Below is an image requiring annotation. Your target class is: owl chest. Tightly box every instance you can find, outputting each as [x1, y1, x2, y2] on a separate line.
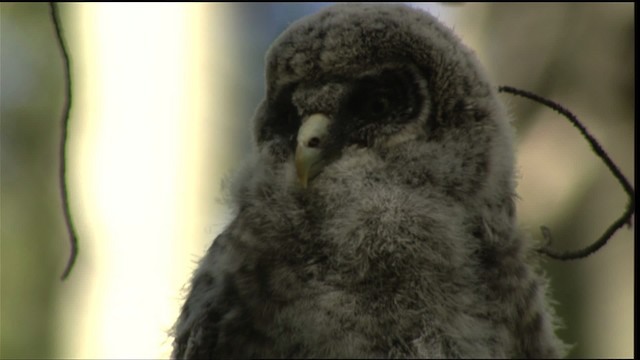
[235, 256, 426, 357]
[246, 247, 470, 358]
[251, 230, 457, 349]
[230, 181, 481, 354]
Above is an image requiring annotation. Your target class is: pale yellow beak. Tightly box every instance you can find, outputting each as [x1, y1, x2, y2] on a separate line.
[295, 113, 331, 188]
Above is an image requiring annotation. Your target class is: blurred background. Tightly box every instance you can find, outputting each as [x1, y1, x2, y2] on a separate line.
[0, 3, 633, 359]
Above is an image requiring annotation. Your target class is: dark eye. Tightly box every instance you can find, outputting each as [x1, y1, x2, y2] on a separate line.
[257, 85, 299, 147]
[350, 87, 394, 119]
[365, 94, 392, 117]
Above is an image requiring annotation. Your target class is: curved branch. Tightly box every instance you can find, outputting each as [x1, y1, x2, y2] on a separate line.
[50, 2, 78, 279]
[498, 85, 635, 260]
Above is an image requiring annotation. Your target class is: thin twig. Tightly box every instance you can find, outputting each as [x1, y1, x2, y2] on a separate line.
[50, 2, 78, 280]
[498, 85, 635, 260]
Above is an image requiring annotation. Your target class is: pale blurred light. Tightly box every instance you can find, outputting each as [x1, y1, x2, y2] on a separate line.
[56, 3, 233, 358]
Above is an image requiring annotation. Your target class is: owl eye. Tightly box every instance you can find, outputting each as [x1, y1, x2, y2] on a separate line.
[256, 82, 302, 146]
[366, 95, 392, 117]
[351, 88, 394, 120]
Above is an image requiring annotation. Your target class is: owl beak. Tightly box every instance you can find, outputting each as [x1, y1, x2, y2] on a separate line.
[295, 113, 331, 188]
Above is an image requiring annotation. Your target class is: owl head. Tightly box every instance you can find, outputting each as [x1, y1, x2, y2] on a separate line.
[233, 4, 519, 255]
[248, 4, 515, 209]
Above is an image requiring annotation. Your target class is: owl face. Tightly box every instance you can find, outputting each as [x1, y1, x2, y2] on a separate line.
[251, 3, 515, 203]
[263, 64, 430, 187]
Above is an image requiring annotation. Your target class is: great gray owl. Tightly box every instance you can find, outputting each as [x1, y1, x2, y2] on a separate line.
[172, 3, 568, 358]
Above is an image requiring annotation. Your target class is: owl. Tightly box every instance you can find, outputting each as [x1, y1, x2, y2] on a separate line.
[172, 3, 568, 358]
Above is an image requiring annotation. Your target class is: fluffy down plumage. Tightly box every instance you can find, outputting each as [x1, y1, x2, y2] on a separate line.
[172, 3, 567, 358]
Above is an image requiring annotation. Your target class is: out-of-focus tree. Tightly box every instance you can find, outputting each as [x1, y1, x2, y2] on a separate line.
[1, 3, 69, 358]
